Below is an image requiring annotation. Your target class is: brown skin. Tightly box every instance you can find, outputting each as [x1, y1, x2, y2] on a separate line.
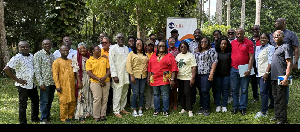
[62, 36, 72, 50]
[179, 44, 196, 87]
[3, 41, 30, 86]
[200, 38, 217, 81]
[112, 33, 125, 83]
[168, 38, 176, 48]
[273, 30, 293, 86]
[101, 38, 111, 59]
[40, 40, 53, 91]
[227, 29, 236, 41]
[55, 45, 69, 93]
[130, 40, 143, 84]
[236, 28, 254, 77]
[259, 34, 271, 82]
[251, 25, 260, 41]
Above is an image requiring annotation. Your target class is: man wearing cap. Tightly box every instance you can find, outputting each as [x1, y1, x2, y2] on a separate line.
[166, 29, 181, 48]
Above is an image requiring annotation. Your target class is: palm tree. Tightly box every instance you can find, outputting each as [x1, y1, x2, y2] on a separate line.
[240, 0, 245, 29]
[227, 0, 231, 26]
[216, 0, 222, 25]
[255, 0, 261, 26]
[0, 0, 10, 74]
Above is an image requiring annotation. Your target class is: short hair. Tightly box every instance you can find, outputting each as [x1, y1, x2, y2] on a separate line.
[89, 45, 100, 54]
[213, 30, 222, 36]
[102, 36, 110, 42]
[128, 36, 136, 41]
[275, 30, 285, 37]
[149, 34, 156, 38]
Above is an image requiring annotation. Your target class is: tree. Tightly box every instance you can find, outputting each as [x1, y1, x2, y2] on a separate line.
[255, 0, 261, 26]
[0, 0, 9, 75]
[240, 0, 245, 29]
[227, 0, 231, 26]
[216, 0, 222, 25]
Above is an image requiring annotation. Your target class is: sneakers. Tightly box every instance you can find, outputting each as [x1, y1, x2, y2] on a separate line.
[216, 106, 228, 112]
[132, 110, 139, 117]
[163, 112, 169, 117]
[254, 111, 267, 118]
[153, 110, 159, 116]
[138, 110, 143, 116]
[179, 109, 186, 114]
[222, 107, 227, 112]
[153, 110, 169, 116]
[203, 109, 210, 116]
[188, 111, 193, 117]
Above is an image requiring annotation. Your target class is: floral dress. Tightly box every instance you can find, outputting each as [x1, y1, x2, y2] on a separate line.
[72, 55, 93, 119]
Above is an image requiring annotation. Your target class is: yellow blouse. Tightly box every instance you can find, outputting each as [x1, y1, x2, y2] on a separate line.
[86, 56, 110, 83]
[126, 51, 149, 79]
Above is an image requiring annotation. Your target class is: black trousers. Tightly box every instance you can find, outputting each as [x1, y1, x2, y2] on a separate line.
[17, 86, 39, 124]
[271, 80, 288, 122]
[178, 79, 192, 111]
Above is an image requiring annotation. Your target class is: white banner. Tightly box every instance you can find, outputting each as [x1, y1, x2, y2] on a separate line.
[166, 17, 197, 41]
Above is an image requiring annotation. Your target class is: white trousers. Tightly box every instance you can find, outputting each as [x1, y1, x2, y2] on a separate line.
[112, 84, 129, 114]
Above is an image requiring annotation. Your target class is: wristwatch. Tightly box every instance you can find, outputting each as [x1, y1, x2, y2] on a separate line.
[170, 78, 174, 81]
[295, 62, 298, 64]
[265, 72, 270, 74]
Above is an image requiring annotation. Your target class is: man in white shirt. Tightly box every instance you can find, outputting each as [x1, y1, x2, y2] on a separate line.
[109, 33, 130, 118]
[53, 36, 77, 59]
[3, 41, 39, 124]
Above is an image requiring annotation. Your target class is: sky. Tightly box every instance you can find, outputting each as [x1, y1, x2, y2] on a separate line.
[203, 0, 217, 20]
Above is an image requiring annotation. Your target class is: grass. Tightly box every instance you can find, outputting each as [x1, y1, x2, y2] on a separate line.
[1, 77, 300, 124]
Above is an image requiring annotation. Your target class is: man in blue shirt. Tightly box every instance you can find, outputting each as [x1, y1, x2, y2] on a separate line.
[166, 29, 181, 48]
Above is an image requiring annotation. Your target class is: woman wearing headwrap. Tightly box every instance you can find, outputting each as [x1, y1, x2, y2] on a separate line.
[72, 42, 93, 123]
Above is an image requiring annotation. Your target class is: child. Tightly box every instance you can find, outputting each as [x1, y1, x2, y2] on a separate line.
[52, 45, 82, 122]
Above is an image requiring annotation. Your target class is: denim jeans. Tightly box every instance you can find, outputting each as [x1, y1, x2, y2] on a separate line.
[153, 85, 170, 112]
[131, 78, 146, 109]
[197, 74, 212, 110]
[40, 85, 56, 120]
[230, 67, 250, 109]
[257, 75, 271, 113]
[215, 76, 230, 107]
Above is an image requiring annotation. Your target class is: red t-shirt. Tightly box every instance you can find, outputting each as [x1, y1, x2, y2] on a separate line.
[231, 37, 254, 69]
[148, 53, 178, 86]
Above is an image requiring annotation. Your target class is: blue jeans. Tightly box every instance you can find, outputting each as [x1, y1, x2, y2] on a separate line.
[131, 78, 146, 109]
[257, 75, 271, 113]
[40, 85, 56, 120]
[230, 67, 250, 109]
[153, 85, 170, 112]
[197, 74, 212, 110]
[215, 76, 230, 107]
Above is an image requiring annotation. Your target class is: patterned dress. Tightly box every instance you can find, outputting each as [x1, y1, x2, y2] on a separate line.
[72, 55, 93, 119]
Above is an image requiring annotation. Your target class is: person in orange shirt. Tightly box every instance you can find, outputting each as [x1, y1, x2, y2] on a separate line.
[52, 45, 82, 123]
[86, 45, 110, 122]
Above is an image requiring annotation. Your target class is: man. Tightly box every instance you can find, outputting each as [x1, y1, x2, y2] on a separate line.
[230, 28, 254, 115]
[249, 25, 261, 103]
[98, 33, 112, 49]
[33, 39, 55, 124]
[52, 45, 80, 122]
[127, 36, 135, 53]
[53, 36, 77, 60]
[270, 30, 293, 124]
[3, 41, 39, 124]
[269, 18, 299, 105]
[227, 28, 236, 43]
[109, 33, 130, 118]
[166, 29, 181, 48]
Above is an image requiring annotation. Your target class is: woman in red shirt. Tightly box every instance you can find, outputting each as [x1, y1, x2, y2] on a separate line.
[147, 41, 178, 116]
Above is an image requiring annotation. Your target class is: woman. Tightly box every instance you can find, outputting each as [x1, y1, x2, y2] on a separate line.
[72, 42, 93, 123]
[214, 38, 232, 112]
[254, 33, 275, 118]
[126, 39, 149, 117]
[195, 37, 218, 116]
[148, 40, 178, 117]
[86, 45, 111, 122]
[168, 37, 179, 109]
[144, 40, 155, 110]
[175, 41, 197, 117]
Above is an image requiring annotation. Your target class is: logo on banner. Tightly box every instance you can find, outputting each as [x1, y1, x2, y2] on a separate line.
[168, 22, 184, 29]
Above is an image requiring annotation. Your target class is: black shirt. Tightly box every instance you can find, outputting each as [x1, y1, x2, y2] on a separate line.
[271, 44, 293, 80]
[215, 52, 231, 77]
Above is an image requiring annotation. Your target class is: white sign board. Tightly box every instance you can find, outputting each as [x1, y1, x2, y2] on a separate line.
[166, 17, 197, 41]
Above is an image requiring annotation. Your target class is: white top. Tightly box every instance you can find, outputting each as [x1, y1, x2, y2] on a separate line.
[98, 44, 112, 49]
[53, 48, 77, 60]
[175, 52, 197, 80]
[109, 44, 130, 88]
[6, 53, 35, 89]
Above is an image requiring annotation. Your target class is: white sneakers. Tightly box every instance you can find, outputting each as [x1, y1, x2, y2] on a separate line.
[216, 106, 227, 112]
[179, 109, 193, 117]
[132, 110, 143, 117]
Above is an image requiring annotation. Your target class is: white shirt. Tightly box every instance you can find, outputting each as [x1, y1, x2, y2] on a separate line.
[109, 44, 130, 88]
[53, 49, 77, 60]
[98, 44, 112, 49]
[6, 53, 35, 89]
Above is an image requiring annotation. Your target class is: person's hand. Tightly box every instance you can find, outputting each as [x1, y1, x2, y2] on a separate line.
[208, 74, 214, 82]
[78, 82, 83, 89]
[17, 78, 27, 85]
[244, 71, 250, 77]
[131, 76, 136, 84]
[100, 81, 106, 87]
[113, 77, 119, 83]
[99, 77, 107, 83]
[280, 79, 289, 86]
[40, 84, 46, 91]
[190, 78, 195, 87]
[170, 80, 175, 88]
[56, 87, 62, 93]
[262, 73, 269, 82]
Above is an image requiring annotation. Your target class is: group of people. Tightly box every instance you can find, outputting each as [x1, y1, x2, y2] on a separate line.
[3, 17, 298, 124]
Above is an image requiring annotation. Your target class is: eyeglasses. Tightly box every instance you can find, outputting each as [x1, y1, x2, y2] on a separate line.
[101, 42, 108, 44]
[251, 28, 259, 31]
[201, 41, 208, 43]
[273, 34, 281, 37]
[228, 32, 234, 35]
[158, 45, 166, 47]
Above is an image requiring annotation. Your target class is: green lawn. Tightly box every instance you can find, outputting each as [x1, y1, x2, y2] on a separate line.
[1, 77, 300, 124]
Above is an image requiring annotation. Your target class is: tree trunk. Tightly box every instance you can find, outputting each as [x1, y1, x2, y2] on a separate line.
[216, 0, 222, 25]
[255, 0, 261, 26]
[227, 0, 231, 26]
[136, 4, 141, 39]
[0, 0, 10, 74]
[240, 0, 245, 29]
